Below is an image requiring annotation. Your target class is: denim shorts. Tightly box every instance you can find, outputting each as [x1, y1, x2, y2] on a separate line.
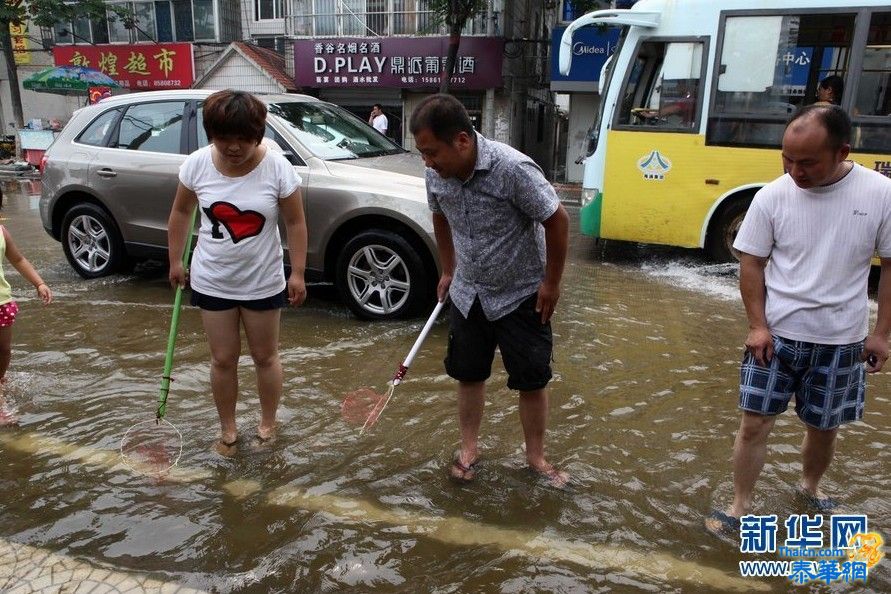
[739, 335, 866, 429]
[445, 294, 553, 391]
[190, 289, 286, 311]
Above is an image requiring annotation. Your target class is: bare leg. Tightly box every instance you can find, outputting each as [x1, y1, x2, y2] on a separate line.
[800, 425, 838, 498]
[240, 307, 282, 441]
[519, 388, 548, 469]
[730, 412, 776, 517]
[453, 380, 485, 479]
[0, 326, 12, 382]
[520, 388, 567, 486]
[200, 308, 242, 454]
[0, 326, 17, 426]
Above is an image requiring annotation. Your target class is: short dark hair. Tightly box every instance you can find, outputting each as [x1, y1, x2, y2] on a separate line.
[787, 104, 851, 150]
[818, 75, 844, 105]
[409, 94, 475, 142]
[201, 90, 266, 144]
[373, 103, 384, 111]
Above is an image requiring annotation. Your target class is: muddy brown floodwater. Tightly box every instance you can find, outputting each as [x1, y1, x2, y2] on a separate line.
[1, 179, 888, 592]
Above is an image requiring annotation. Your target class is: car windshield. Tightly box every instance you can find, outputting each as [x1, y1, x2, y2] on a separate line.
[268, 101, 404, 160]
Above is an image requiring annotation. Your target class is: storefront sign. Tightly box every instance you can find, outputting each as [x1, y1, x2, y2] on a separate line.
[6, 0, 29, 64]
[9, 22, 30, 65]
[53, 43, 195, 90]
[550, 26, 619, 92]
[295, 37, 503, 90]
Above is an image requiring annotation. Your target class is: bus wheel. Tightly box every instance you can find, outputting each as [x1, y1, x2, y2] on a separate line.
[706, 199, 751, 262]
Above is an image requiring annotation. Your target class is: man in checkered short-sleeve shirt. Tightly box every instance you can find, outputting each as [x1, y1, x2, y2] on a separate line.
[410, 94, 570, 486]
[707, 105, 891, 535]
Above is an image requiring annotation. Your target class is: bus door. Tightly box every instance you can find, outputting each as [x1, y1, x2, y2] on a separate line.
[600, 38, 708, 247]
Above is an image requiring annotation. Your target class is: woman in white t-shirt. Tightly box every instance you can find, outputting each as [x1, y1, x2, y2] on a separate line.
[167, 90, 308, 456]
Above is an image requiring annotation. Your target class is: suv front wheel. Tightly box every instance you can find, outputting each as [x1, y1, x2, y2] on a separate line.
[336, 230, 428, 320]
[61, 203, 125, 278]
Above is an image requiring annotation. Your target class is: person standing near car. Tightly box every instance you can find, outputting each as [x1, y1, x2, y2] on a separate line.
[369, 104, 388, 136]
[409, 93, 570, 486]
[706, 105, 891, 535]
[167, 90, 308, 456]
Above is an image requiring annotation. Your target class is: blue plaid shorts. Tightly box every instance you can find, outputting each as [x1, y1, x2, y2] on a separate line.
[739, 335, 866, 429]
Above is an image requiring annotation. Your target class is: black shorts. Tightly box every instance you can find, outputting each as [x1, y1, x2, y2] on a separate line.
[445, 294, 553, 391]
[190, 288, 287, 311]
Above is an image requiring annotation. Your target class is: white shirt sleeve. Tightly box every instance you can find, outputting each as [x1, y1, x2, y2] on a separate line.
[732, 193, 774, 258]
[276, 155, 302, 199]
[178, 151, 199, 190]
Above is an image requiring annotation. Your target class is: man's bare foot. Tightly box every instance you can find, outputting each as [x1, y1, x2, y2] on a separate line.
[214, 436, 238, 457]
[252, 426, 276, 448]
[796, 485, 837, 512]
[528, 462, 570, 488]
[449, 449, 480, 483]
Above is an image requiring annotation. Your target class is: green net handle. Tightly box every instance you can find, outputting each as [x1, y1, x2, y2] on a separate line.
[157, 207, 199, 420]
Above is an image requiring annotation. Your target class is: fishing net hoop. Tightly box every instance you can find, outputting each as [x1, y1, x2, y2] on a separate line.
[341, 382, 396, 435]
[120, 418, 183, 476]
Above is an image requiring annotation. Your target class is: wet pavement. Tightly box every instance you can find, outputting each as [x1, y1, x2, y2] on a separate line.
[0, 178, 888, 592]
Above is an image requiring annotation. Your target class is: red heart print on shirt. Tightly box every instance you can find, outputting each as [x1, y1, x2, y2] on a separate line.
[205, 201, 266, 244]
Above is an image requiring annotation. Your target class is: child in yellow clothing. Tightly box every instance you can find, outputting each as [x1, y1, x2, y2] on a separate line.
[0, 225, 52, 425]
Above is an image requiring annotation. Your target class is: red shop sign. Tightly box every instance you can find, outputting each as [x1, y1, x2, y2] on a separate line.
[53, 43, 195, 90]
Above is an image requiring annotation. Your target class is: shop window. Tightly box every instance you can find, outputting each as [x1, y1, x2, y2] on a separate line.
[134, 2, 157, 42]
[367, 0, 387, 35]
[315, 0, 337, 35]
[173, 0, 194, 41]
[155, 1, 173, 41]
[107, 7, 132, 43]
[256, 0, 285, 21]
[392, 0, 417, 35]
[193, 0, 216, 40]
[52, 13, 109, 44]
[340, 0, 364, 36]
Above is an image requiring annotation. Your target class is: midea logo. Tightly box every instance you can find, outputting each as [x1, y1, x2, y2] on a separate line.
[572, 41, 614, 56]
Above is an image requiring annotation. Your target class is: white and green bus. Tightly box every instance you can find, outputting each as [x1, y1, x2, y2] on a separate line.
[559, 0, 890, 260]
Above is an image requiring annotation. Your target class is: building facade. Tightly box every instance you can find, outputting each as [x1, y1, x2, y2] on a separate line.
[269, 1, 560, 173]
[0, 0, 243, 132]
[1, 1, 560, 176]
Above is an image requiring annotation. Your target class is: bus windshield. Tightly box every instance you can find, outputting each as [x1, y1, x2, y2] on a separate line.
[579, 29, 627, 162]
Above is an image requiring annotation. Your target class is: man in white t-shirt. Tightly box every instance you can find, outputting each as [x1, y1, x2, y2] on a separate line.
[706, 105, 891, 536]
[369, 103, 388, 135]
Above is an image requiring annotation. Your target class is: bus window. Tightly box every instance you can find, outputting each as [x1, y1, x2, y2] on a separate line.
[855, 11, 890, 117]
[851, 11, 890, 153]
[709, 13, 856, 147]
[616, 40, 704, 131]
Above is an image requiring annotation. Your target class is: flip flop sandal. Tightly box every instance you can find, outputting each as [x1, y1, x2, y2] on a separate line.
[796, 487, 838, 513]
[705, 510, 741, 537]
[449, 452, 480, 483]
[215, 437, 239, 456]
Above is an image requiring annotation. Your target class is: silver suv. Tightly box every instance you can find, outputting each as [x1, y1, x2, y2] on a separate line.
[39, 89, 437, 320]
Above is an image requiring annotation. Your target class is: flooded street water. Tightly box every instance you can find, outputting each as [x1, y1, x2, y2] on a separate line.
[1, 180, 888, 593]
